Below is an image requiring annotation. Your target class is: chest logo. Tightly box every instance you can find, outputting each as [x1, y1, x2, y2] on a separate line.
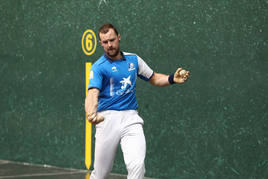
[128, 63, 135, 71]
[120, 75, 132, 90]
[115, 75, 134, 96]
[112, 66, 117, 72]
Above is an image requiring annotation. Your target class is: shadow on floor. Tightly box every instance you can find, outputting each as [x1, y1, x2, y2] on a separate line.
[0, 160, 154, 179]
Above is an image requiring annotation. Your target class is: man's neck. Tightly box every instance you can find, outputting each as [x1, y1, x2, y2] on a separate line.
[106, 52, 123, 60]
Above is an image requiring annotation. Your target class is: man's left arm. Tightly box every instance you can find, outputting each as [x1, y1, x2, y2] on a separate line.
[149, 67, 190, 87]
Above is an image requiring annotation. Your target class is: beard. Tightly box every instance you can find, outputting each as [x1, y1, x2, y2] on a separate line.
[107, 47, 120, 58]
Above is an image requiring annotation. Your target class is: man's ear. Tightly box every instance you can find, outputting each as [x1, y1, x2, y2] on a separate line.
[118, 34, 121, 41]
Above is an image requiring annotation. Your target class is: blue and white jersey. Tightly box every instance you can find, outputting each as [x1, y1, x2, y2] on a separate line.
[88, 52, 154, 111]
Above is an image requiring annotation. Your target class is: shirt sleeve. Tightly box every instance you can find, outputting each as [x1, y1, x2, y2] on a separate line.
[137, 56, 154, 81]
[88, 65, 103, 90]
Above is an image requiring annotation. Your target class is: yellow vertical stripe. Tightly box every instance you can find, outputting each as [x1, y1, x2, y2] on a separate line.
[85, 172, 90, 179]
[85, 62, 92, 170]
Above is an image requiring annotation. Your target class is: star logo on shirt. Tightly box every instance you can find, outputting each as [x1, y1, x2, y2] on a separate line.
[120, 75, 132, 90]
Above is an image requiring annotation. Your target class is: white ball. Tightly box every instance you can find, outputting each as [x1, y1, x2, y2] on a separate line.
[179, 70, 187, 76]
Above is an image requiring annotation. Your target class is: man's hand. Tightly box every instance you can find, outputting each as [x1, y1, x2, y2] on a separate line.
[174, 67, 190, 84]
[85, 88, 104, 124]
[86, 112, 104, 124]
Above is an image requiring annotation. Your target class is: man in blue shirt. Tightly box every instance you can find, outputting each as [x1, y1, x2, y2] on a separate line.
[85, 24, 190, 179]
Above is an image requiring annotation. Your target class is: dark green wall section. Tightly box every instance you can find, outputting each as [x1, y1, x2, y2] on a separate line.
[0, 0, 267, 178]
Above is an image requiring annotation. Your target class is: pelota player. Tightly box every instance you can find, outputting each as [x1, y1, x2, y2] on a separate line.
[85, 24, 190, 179]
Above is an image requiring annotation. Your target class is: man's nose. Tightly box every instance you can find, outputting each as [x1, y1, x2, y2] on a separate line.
[108, 41, 112, 47]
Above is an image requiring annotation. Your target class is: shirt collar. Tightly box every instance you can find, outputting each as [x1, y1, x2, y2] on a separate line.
[104, 51, 126, 63]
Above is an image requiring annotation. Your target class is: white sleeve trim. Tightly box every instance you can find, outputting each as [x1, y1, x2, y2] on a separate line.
[137, 56, 154, 80]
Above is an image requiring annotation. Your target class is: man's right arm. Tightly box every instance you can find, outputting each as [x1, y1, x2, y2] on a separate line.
[85, 88, 100, 124]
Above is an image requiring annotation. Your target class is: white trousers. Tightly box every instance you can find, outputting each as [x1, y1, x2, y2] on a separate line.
[90, 110, 146, 179]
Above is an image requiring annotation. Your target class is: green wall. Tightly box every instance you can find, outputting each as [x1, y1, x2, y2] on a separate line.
[0, 0, 267, 178]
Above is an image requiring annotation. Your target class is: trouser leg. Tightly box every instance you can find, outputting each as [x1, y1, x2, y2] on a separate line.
[121, 124, 146, 179]
[90, 112, 121, 179]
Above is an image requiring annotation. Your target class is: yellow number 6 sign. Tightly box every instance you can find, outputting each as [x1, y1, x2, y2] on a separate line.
[82, 29, 97, 56]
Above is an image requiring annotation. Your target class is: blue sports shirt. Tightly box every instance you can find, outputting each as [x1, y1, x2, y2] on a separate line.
[88, 52, 154, 111]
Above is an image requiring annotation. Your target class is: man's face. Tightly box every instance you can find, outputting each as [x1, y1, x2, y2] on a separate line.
[99, 28, 121, 58]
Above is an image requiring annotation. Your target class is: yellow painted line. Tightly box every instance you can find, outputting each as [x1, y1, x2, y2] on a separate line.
[85, 172, 90, 179]
[85, 62, 92, 170]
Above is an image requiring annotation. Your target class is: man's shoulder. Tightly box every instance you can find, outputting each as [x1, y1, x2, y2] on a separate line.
[92, 55, 107, 68]
[123, 52, 146, 64]
[123, 52, 142, 62]
[123, 52, 138, 58]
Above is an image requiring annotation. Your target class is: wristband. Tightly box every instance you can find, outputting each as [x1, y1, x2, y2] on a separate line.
[168, 74, 175, 84]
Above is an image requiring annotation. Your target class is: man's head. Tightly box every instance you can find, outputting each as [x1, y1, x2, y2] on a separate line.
[98, 24, 121, 59]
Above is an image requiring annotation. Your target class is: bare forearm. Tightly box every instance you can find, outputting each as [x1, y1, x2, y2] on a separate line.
[149, 73, 170, 86]
[85, 88, 99, 116]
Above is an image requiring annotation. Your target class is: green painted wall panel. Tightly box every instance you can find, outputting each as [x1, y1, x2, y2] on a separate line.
[0, 0, 267, 178]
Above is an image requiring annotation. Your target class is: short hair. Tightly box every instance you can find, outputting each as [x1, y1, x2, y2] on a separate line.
[98, 24, 119, 40]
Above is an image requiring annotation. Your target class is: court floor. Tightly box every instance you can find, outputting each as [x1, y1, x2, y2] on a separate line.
[0, 160, 154, 179]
